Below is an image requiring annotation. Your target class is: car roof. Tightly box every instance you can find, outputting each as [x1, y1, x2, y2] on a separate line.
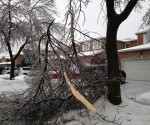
[3, 67, 11, 69]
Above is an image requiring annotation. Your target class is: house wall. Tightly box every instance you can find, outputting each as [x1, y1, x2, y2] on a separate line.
[0, 55, 23, 66]
[75, 44, 81, 52]
[79, 40, 92, 52]
[91, 38, 106, 51]
[101, 39, 106, 50]
[83, 49, 150, 70]
[77, 36, 150, 70]
[0, 57, 11, 63]
[117, 41, 125, 50]
[137, 34, 144, 45]
[15, 55, 23, 65]
[130, 41, 137, 47]
[79, 38, 126, 53]
[118, 49, 150, 69]
[79, 38, 107, 52]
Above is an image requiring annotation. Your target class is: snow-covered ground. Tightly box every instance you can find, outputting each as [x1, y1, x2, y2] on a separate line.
[0, 74, 150, 125]
[0, 74, 29, 94]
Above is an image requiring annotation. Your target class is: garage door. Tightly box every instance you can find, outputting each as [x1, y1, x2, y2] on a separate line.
[122, 58, 150, 81]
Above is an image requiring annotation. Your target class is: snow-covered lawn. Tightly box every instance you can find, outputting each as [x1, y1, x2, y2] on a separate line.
[0, 74, 150, 125]
[0, 74, 29, 94]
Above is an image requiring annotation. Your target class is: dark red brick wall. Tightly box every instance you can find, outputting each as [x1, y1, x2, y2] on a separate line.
[118, 49, 150, 69]
[137, 34, 144, 45]
[130, 41, 137, 47]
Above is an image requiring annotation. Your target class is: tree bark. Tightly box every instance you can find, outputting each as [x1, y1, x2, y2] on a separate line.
[105, 0, 139, 105]
[9, 41, 26, 80]
[106, 16, 122, 105]
[10, 59, 15, 80]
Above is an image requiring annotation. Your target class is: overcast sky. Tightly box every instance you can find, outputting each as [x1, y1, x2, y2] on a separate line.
[55, 0, 149, 40]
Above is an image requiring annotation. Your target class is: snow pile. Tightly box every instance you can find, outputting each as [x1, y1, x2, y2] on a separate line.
[135, 92, 150, 105]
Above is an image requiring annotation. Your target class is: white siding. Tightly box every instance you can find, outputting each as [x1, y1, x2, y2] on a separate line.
[143, 34, 147, 44]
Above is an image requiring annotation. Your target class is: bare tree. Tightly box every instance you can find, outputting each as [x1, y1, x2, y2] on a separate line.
[0, 0, 58, 80]
[105, 0, 143, 105]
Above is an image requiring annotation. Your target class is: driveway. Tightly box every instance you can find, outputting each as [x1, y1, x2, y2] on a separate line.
[121, 80, 150, 99]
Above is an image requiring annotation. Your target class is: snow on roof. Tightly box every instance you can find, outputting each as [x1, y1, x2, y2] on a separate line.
[0, 62, 11, 64]
[77, 36, 106, 43]
[135, 30, 147, 35]
[78, 49, 105, 56]
[76, 37, 137, 44]
[119, 38, 137, 43]
[0, 51, 23, 59]
[118, 43, 150, 52]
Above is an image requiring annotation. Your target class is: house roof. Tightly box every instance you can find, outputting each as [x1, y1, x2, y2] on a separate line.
[0, 51, 24, 59]
[77, 37, 137, 44]
[118, 43, 150, 52]
[135, 30, 147, 35]
[78, 49, 105, 56]
[77, 36, 106, 43]
[0, 62, 11, 65]
[119, 38, 137, 43]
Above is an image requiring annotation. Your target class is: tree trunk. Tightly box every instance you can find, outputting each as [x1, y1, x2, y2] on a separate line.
[106, 17, 121, 105]
[10, 59, 15, 80]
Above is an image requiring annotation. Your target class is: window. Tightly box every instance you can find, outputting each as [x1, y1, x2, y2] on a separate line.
[125, 43, 130, 48]
[82, 42, 90, 51]
[148, 35, 150, 43]
[93, 40, 101, 49]
[144, 33, 150, 44]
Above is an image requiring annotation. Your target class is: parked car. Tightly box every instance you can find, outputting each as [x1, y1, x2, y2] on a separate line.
[47, 66, 60, 79]
[1, 67, 19, 76]
[84, 64, 126, 84]
[18, 67, 32, 75]
[47, 66, 80, 79]
[2, 67, 10, 74]
[46, 65, 126, 83]
[14, 67, 19, 76]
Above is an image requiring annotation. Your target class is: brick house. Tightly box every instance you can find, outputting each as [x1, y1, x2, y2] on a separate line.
[76, 37, 137, 65]
[0, 52, 23, 67]
[76, 30, 150, 81]
[76, 37, 107, 65]
[118, 30, 150, 81]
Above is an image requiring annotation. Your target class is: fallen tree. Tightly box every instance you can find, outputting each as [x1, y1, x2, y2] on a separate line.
[0, 20, 122, 124]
